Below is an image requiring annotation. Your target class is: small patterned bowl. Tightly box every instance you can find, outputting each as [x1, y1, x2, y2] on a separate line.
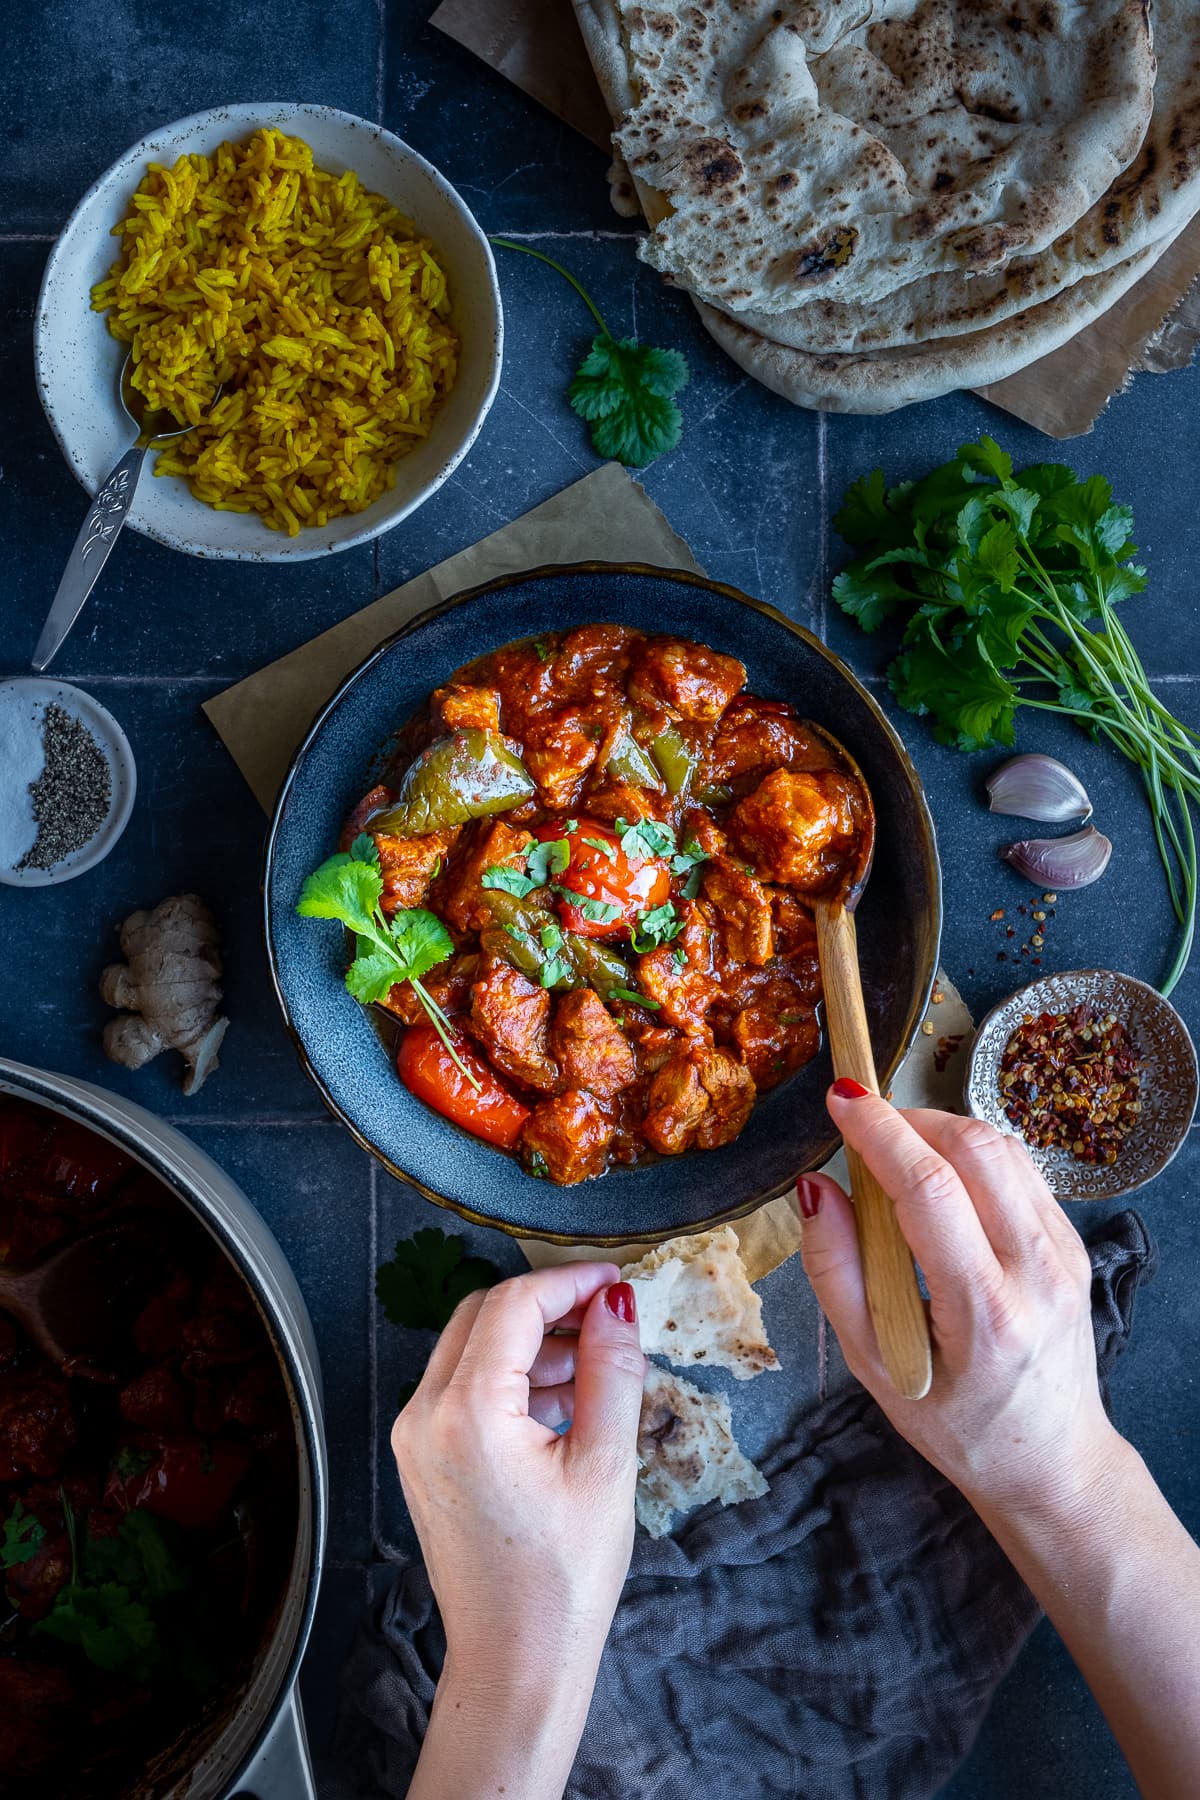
[965, 969, 1198, 1202]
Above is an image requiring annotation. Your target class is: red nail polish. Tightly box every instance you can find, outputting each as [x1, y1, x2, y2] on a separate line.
[605, 1281, 636, 1324]
[797, 1178, 822, 1220]
[831, 1077, 871, 1100]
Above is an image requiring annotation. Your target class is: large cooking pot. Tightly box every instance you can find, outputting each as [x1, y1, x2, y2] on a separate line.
[0, 1058, 328, 1800]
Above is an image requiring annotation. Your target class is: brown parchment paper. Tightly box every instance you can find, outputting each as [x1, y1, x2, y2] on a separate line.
[432, 0, 1200, 439]
[203, 463, 699, 813]
[204, 463, 974, 1276]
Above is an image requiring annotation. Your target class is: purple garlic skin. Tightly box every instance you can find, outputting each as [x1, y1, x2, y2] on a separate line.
[1001, 824, 1112, 890]
[986, 753, 1092, 824]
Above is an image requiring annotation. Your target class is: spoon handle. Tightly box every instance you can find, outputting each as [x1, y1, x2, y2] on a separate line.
[814, 900, 933, 1401]
[32, 441, 146, 671]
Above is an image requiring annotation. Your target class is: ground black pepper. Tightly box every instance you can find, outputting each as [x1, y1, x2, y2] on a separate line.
[16, 704, 112, 871]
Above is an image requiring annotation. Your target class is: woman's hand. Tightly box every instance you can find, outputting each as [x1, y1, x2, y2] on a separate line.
[797, 1090, 1121, 1520]
[393, 1262, 644, 1800]
[800, 1089, 1200, 1800]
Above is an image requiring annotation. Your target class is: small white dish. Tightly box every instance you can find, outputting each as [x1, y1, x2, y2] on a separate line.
[0, 679, 137, 886]
[34, 102, 503, 563]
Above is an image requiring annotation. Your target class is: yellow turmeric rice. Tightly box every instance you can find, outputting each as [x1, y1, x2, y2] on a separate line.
[91, 128, 459, 535]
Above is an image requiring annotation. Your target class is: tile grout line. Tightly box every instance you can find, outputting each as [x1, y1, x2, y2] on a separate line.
[0, 233, 56, 243]
[814, 411, 829, 641]
[374, 0, 386, 123]
[160, 1114, 338, 1128]
[368, 1156, 380, 1559]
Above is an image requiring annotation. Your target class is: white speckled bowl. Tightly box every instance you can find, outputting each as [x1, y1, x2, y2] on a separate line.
[965, 969, 1198, 1202]
[34, 102, 503, 562]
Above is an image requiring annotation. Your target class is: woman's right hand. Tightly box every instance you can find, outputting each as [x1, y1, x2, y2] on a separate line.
[797, 1090, 1123, 1520]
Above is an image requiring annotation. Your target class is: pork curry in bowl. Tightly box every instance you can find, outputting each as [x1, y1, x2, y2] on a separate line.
[264, 564, 941, 1243]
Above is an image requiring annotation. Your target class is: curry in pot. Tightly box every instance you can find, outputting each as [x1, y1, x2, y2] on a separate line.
[334, 625, 871, 1185]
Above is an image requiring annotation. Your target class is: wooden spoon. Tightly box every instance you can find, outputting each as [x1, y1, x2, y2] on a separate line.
[803, 724, 933, 1401]
[0, 1222, 168, 1381]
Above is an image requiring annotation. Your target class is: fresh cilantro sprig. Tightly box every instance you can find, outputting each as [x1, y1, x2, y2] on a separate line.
[376, 1227, 501, 1331]
[615, 815, 675, 861]
[489, 239, 688, 467]
[554, 885, 621, 925]
[32, 1502, 191, 1681]
[1, 1501, 44, 1570]
[833, 436, 1200, 993]
[298, 835, 480, 1088]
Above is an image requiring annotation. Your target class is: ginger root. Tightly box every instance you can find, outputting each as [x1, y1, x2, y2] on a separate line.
[100, 894, 229, 1095]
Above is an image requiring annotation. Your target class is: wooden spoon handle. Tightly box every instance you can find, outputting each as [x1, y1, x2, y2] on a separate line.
[814, 901, 932, 1401]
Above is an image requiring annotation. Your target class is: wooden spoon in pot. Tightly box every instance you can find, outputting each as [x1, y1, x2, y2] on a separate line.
[801, 724, 933, 1401]
[0, 1221, 170, 1381]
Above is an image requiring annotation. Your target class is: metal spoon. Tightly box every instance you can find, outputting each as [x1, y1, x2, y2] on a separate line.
[0, 1219, 169, 1381]
[32, 351, 221, 671]
[803, 720, 933, 1401]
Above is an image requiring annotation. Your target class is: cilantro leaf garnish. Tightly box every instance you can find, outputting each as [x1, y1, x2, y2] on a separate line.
[526, 838, 571, 885]
[830, 434, 1200, 993]
[2, 1501, 44, 1569]
[616, 816, 676, 861]
[298, 840, 478, 1088]
[631, 901, 685, 952]
[610, 986, 661, 1009]
[582, 834, 617, 863]
[376, 1227, 501, 1331]
[489, 239, 688, 467]
[482, 863, 541, 898]
[32, 1504, 192, 1682]
[554, 885, 621, 924]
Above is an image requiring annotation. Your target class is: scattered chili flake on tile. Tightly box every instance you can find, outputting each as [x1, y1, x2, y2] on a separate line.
[1043, 893, 1057, 904]
[933, 1033, 965, 1074]
[997, 1004, 1141, 1166]
[990, 908, 1005, 921]
[932, 991, 944, 1004]
[921, 1021, 934, 1036]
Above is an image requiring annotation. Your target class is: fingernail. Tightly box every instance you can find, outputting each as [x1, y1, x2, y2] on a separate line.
[797, 1178, 822, 1220]
[605, 1281, 637, 1324]
[831, 1077, 871, 1100]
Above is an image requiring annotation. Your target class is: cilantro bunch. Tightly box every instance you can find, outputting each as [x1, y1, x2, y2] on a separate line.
[297, 835, 477, 1085]
[489, 239, 688, 466]
[834, 436, 1198, 993]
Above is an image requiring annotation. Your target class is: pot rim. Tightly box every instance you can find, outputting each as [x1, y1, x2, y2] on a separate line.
[0, 1056, 328, 1798]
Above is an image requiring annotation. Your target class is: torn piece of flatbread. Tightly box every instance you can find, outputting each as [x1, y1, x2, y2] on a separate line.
[622, 1224, 778, 1379]
[636, 1362, 769, 1538]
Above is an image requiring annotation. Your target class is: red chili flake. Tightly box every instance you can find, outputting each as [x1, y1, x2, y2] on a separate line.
[933, 1033, 965, 1074]
[997, 951, 1008, 961]
[997, 1005, 1142, 1165]
[990, 909, 1005, 921]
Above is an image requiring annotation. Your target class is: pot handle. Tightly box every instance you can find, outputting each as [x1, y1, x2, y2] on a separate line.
[229, 1687, 316, 1800]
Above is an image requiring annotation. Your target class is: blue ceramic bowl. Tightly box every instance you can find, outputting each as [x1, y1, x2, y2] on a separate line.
[264, 564, 942, 1243]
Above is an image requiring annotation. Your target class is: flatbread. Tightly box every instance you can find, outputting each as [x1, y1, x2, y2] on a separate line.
[575, 0, 1155, 315]
[622, 1224, 779, 1379]
[706, 0, 1200, 351]
[697, 226, 1180, 413]
[635, 1362, 769, 1536]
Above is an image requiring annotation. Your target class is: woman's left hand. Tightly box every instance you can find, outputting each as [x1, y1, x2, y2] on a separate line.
[393, 1263, 645, 1799]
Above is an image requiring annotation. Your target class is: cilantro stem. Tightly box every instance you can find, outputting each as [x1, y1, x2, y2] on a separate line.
[488, 238, 610, 335]
[411, 977, 483, 1093]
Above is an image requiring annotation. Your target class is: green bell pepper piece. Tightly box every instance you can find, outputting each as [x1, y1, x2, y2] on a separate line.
[372, 730, 535, 837]
[564, 934, 634, 1003]
[606, 729, 661, 789]
[650, 725, 697, 797]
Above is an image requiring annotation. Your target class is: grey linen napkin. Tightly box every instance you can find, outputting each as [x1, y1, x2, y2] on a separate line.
[323, 1212, 1157, 1800]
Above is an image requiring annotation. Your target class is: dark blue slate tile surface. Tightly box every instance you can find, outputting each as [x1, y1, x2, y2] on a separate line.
[2, 2, 1200, 1788]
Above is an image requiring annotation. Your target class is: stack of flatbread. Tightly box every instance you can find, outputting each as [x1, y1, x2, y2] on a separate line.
[623, 1225, 778, 1535]
[572, 0, 1200, 411]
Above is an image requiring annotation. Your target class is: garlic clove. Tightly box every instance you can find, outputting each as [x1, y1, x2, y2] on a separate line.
[986, 754, 1092, 824]
[1001, 825, 1112, 890]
